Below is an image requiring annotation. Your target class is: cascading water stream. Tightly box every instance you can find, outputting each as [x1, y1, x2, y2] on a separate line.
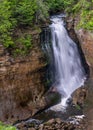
[48, 15, 86, 111]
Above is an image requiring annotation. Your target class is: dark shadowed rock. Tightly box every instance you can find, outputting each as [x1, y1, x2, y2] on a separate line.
[45, 87, 61, 107]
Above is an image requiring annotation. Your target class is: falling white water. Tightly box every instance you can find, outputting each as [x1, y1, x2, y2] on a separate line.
[49, 15, 86, 111]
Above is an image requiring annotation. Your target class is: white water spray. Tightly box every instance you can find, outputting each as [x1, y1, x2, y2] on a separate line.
[49, 15, 86, 111]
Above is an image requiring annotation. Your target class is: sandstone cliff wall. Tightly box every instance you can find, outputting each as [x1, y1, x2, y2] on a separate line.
[0, 37, 46, 123]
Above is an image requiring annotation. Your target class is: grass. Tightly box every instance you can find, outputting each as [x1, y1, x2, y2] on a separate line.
[0, 122, 17, 130]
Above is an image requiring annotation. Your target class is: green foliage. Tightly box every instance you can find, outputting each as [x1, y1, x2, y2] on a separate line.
[0, 1, 14, 32]
[0, 0, 37, 54]
[46, 0, 75, 12]
[0, 0, 93, 53]
[79, 10, 93, 30]
[18, 35, 32, 49]
[0, 0, 15, 47]
[15, 0, 37, 25]
[46, 0, 64, 12]
[75, 104, 81, 110]
[36, 0, 49, 21]
[0, 122, 16, 130]
[14, 34, 32, 56]
[71, 0, 93, 31]
[63, 0, 74, 8]
[1, 34, 14, 48]
[0, 0, 49, 54]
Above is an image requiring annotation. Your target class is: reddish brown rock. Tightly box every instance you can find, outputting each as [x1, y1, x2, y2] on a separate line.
[0, 41, 47, 123]
[72, 87, 87, 107]
[74, 24, 93, 130]
[75, 29, 93, 75]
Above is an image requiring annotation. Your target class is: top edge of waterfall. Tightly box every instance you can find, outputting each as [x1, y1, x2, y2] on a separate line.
[50, 13, 66, 23]
[50, 13, 66, 18]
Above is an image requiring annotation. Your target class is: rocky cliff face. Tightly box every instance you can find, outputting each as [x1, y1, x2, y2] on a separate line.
[75, 29, 93, 130]
[0, 36, 47, 123]
[66, 18, 93, 130]
[67, 17, 93, 130]
[75, 29, 93, 75]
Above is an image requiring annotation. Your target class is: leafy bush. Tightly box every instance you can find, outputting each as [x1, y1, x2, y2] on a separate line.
[0, 0, 16, 47]
[13, 34, 32, 56]
[14, 0, 37, 25]
[36, 0, 49, 21]
[70, 0, 93, 31]
[0, 0, 36, 54]
[0, 0, 49, 54]
[79, 10, 93, 30]
[0, 122, 16, 130]
[46, 0, 64, 12]
[46, 0, 75, 12]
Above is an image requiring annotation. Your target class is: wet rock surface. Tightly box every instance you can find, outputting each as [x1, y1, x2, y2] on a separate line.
[15, 117, 88, 130]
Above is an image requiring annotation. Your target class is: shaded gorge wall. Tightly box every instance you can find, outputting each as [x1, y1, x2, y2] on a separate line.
[40, 27, 55, 89]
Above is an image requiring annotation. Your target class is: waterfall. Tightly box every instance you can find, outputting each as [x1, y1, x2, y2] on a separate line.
[48, 15, 86, 111]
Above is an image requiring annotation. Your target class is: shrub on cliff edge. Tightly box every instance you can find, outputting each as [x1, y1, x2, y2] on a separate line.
[0, 122, 16, 130]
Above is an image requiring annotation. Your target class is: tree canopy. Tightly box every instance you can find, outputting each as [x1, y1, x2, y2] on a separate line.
[0, 0, 93, 54]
